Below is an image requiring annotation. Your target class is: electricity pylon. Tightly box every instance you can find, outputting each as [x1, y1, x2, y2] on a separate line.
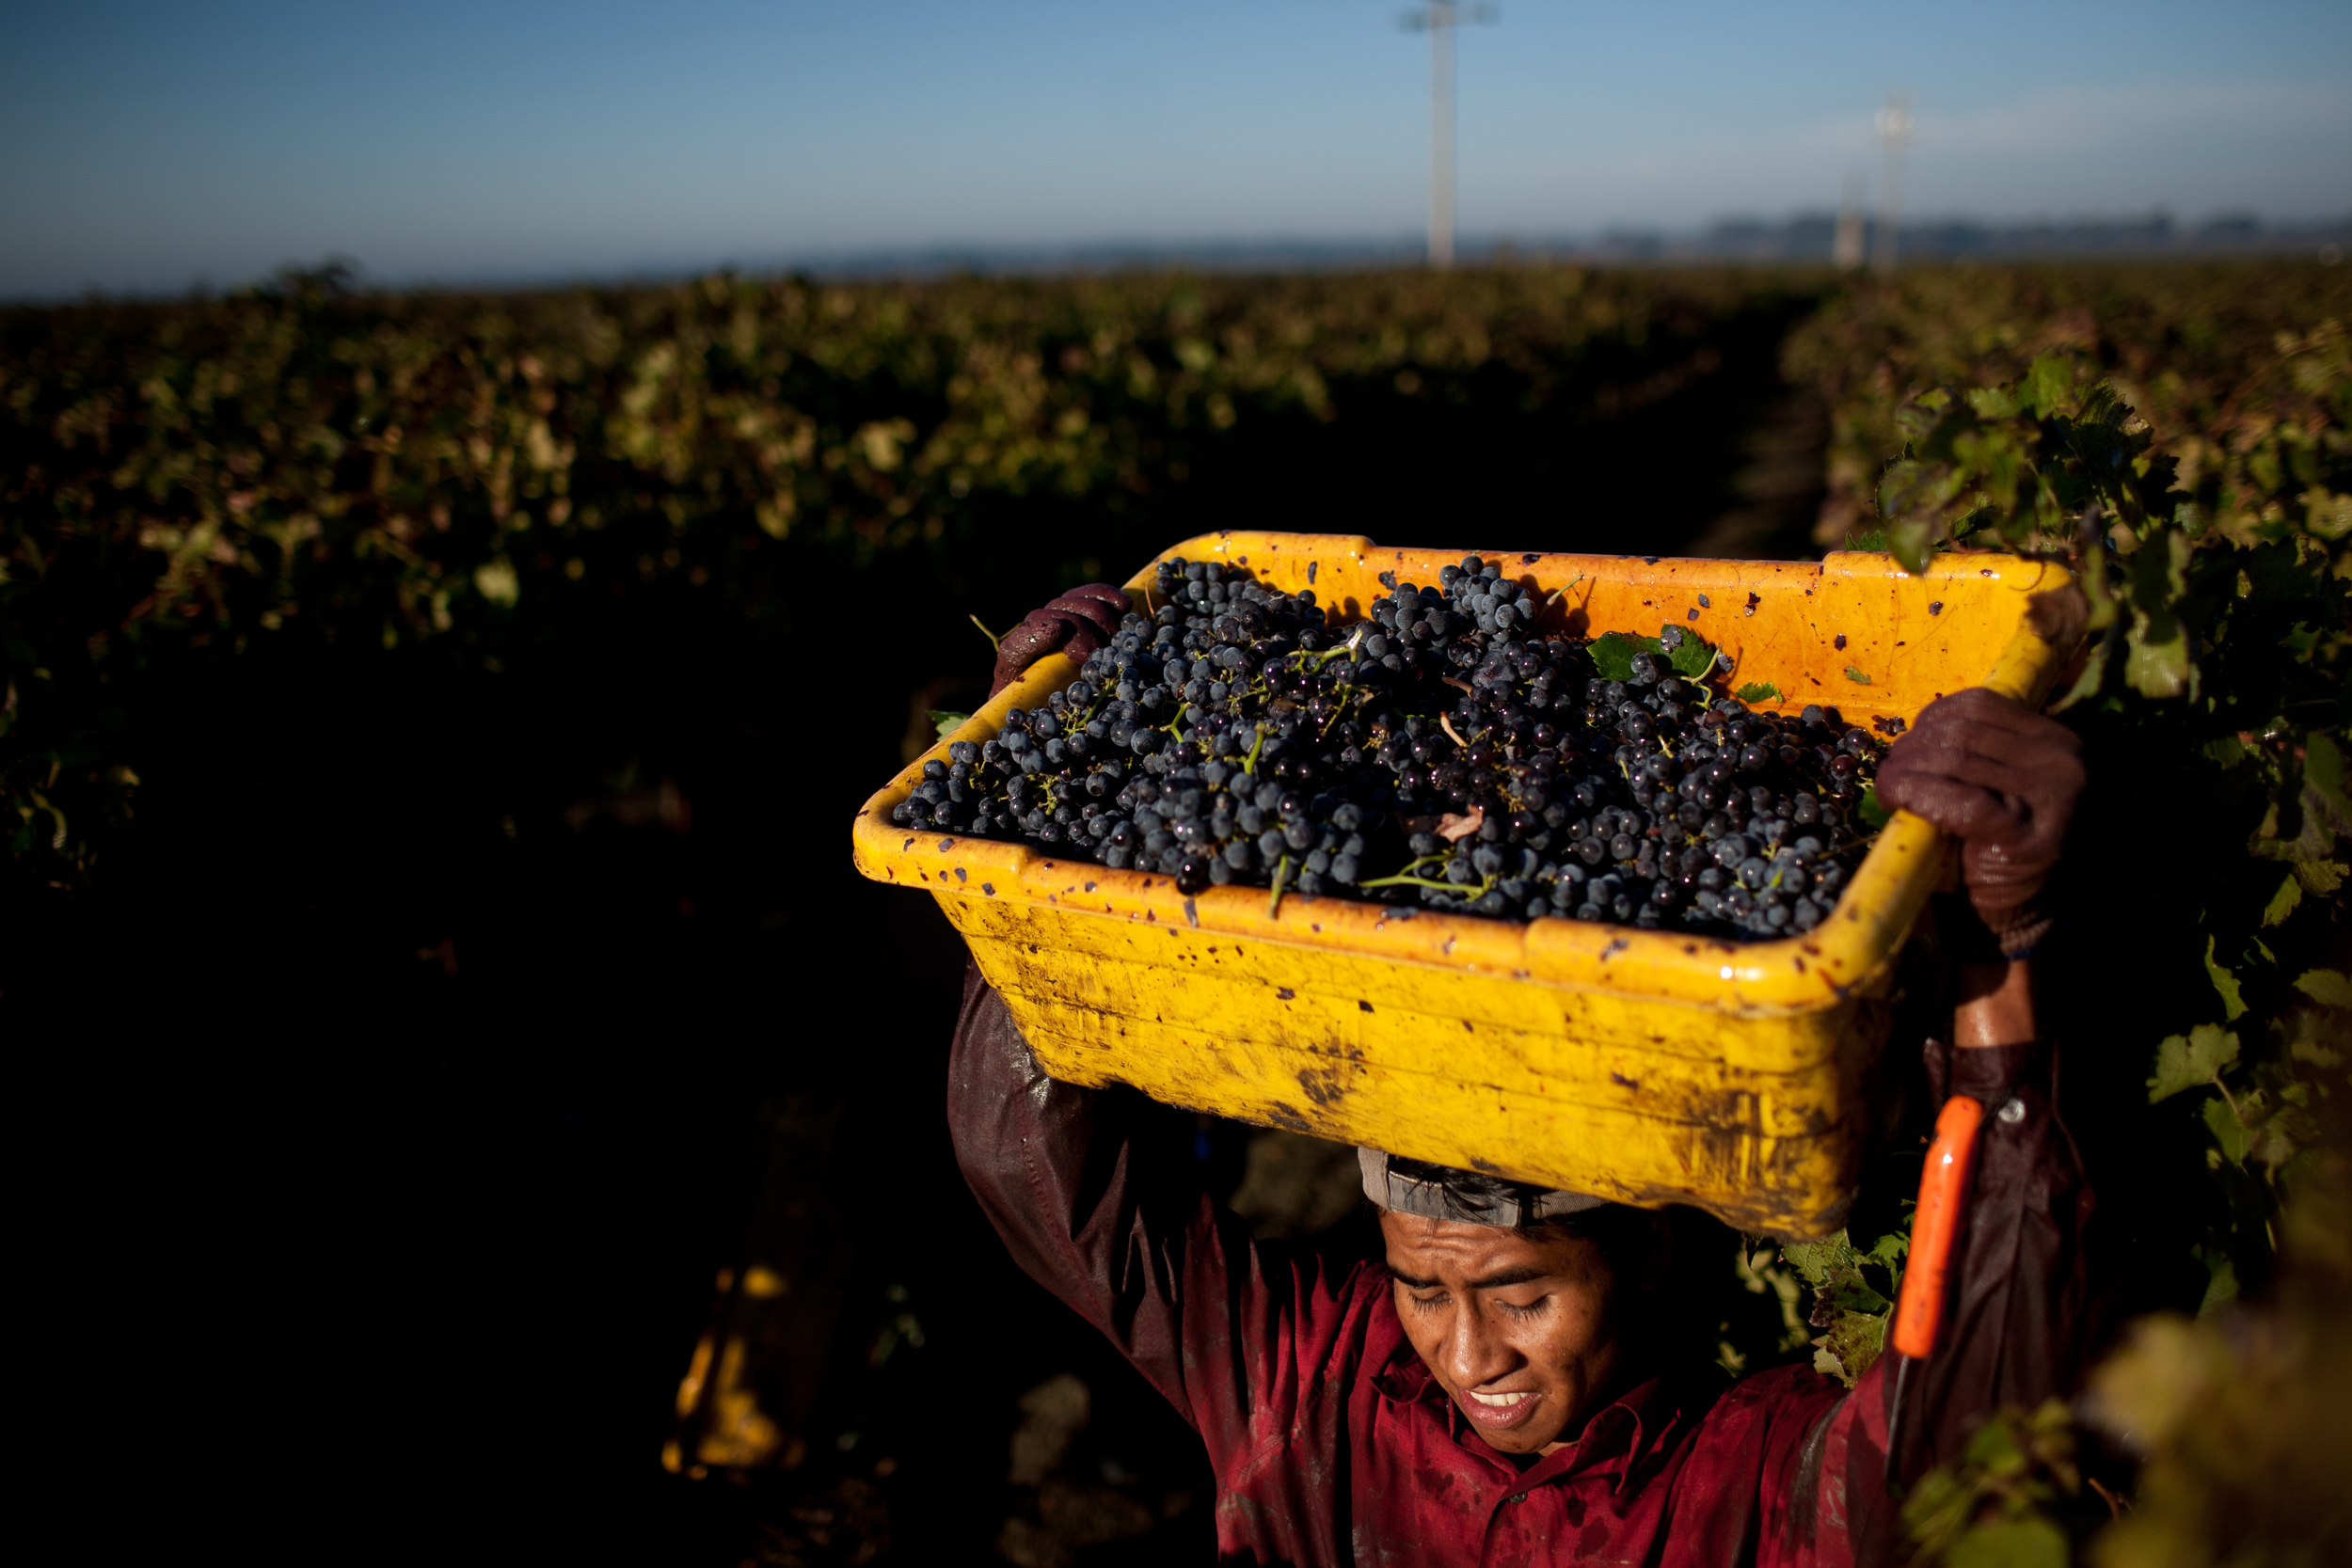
[1400, 3, 1497, 270]
[1833, 172, 1867, 271]
[1873, 91, 1913, 277]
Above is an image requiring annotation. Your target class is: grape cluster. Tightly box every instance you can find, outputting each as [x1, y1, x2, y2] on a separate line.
[893, 556, 1887, 940]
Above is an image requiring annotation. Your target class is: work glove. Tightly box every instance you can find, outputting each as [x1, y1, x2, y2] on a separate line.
[990, 584, 1131, 697]
[1875, 687, 2086, 960]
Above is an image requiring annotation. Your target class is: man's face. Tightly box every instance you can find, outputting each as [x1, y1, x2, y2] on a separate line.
[1380, 1212, 1627, 1456]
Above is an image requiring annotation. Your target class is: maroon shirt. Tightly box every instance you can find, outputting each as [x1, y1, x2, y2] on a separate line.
[950, 968, 2092, 1567]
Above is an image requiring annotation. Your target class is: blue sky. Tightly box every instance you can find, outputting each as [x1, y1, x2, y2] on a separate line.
[3, 0, 2346, 296]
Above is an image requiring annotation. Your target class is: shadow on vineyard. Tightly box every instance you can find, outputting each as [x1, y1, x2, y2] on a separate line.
[3, 267, 1831, 1562]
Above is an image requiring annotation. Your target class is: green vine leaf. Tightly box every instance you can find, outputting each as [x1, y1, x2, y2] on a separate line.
[2203, 937, 2249, 1022]
[2201, 1093, 2256, 1164]
[1781, 1229, 1907, 1387]
[1587, 626, 1719, 683]
[1947, 1518, 2069, 1568]
[1735, 682, 1782, 704]
[1586, 632, 1642, 681]
[2149, 1023, 2240, 1102]
[2262, 872, 2302, 927]
[2292, 968, 2352, 1009]
[2293, 858, 2347, 896]
[2305, 733, 2347, 820]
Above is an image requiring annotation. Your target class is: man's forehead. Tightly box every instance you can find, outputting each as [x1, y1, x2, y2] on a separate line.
[1381, 1212, 1581, 1273]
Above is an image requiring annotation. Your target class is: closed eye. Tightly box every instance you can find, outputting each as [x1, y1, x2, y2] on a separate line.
[1493, 1296, 1550, 1320]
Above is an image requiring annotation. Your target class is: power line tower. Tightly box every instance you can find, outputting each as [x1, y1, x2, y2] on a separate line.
[1872, 91, 1913, 277]
[1400, 3, 1497, 270]
[1833, 171, 1867, 271]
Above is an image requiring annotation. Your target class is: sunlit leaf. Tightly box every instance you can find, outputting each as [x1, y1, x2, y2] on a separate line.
[1661, 626, 1720, 680]
[472, 558, 519, 606]
[2292, 858, 2347, 895]
[2148, 1023, 2240, 1102]
[2293, 968, 2352, 1009]
[2026, 354, 2077, 419]
[2202, 1092, 2256, 1164]
[2123, 609, 2192, 698]
[1587, 626, 1720, 684]
[1586, 631, 1644, 682]
[2204, 937, 2249, 1022]
[1948, 1517, 2068, 1568]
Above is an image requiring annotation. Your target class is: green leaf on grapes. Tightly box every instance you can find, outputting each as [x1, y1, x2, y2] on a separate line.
[1586, 631, 1644, 682]
[1661, 626, 1720, 679]
[2204, 936, 2249, 1022]
[2294, 968, 2352, 1010]
[1857, 786, 1891, 830]
[1586, 626, 1721, 683]
[2148, 1023, 2240, 1102]
[1842, 665, 1872, 685]
[1735, 682, 1782, 704]
[930, 709, 972, 736]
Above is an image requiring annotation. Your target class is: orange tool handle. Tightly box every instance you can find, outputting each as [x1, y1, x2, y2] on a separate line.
[1890, 1095, 1985, 1360]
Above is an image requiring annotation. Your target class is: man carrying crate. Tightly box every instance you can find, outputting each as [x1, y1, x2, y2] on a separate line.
[950, 590, 2089, 1567]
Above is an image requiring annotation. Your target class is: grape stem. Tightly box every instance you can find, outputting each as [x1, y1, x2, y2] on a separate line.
[1357, 874, 1458, 894]
[1317, 685, 1368, 741]
[1544, 573, 1585, 610]
[1358, 853, 1494, 898]
[1309, 629, 1364, 670]
[1267, 854, 1292, 918]
[970, 613, 1002, 650]
[1359, 873, 1500, 899]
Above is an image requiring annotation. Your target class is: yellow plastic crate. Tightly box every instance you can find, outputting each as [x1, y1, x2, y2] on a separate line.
[852, 533, 2074, 1235]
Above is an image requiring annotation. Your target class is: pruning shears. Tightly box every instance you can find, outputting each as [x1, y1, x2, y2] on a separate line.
[1883, 1092, 1985, 1496]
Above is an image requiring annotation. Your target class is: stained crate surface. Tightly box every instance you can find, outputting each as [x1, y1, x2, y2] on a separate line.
[851, 534, 2074, 1234]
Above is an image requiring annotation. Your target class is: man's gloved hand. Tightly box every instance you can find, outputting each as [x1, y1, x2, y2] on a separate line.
[1875, 687, 2086, 960]
[991, 584, 1132, 697]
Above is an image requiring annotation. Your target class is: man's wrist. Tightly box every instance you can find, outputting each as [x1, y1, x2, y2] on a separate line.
[1954, 960, 2035, 1049]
